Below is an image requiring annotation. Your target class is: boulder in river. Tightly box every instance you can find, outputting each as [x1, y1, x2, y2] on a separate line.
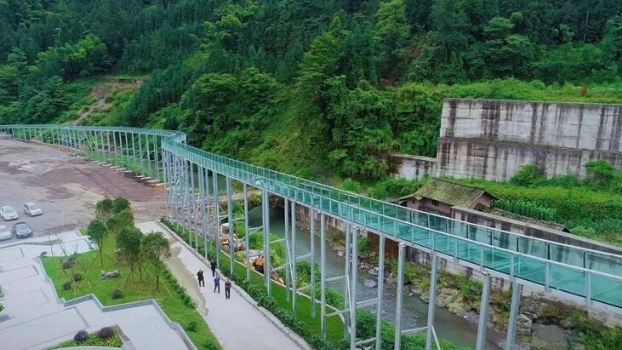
[364, 279, 378, 288]
[530, 324, 568, 350]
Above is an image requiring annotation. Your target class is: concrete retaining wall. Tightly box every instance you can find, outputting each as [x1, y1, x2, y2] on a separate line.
[390, 99, 622, 181]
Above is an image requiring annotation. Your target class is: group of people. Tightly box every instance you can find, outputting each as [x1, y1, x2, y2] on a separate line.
[196, 260, 232, 300]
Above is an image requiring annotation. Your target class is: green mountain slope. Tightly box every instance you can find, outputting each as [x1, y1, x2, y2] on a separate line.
[1, 0, 622, 181]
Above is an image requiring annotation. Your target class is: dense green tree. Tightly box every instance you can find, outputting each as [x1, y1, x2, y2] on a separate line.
[0, 0, 621, 182]
[87, 219, 108, 267]
[140, 232, 171, 293]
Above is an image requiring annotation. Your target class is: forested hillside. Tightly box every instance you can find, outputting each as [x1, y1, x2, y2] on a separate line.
[1, 0, 622, 180]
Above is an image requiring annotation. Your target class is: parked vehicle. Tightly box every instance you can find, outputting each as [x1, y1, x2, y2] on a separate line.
[23, 202, 43, 217]
[0, 206, 18, 221]
[12, 222, 33, 239]
[0, 225, 11, 241]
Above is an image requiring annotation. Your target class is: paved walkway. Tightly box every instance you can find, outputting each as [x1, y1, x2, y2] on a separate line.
[136, 222, 305, 350]
[0, 231, 192, 350]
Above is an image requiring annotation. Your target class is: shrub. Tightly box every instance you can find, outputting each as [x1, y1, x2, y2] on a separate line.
[510, 164, 542, 186]
[368, 182, 388, 199]
[203, 338, 221, 350]
[358, 237, 370, 257]
[0, 303, 4, 314]
[73, 330, 88, 342]
[585, 160, 615, 186]
[97, 326, 115, 340]
[62, 260, 74, 270]
[185, 321, 198, 332]
[72, 273, 83, 282]
[341, 178, 362, 193]
[63, 281, 73, 290]
[382, 177, 424, 197]
[571, 226, 597, 238]
[111, 289, 123, 299]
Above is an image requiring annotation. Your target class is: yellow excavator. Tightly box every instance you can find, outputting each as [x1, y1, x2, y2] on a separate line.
[249, 254, 284, 284]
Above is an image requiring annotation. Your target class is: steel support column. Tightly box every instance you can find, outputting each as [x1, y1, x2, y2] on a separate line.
[310, 208, 316, 318]
[262, 189, 271, 295]
[138, 134, 144, 176]
[124, 132, 129, 165]
[191, 162, 197, 250]
[146, 135, 152, 177]
[154, 136, 160, 181]
[425, 254, 439, 350]
[285, 199, 291, 302]
[112, 131, 118, 164]
[476, 274, 492, 350]
[202, 167, 209, 260]
[213, 173, 221, 270]
[291, 200, 298, 317]
[505, 282, 523, 350]
[244, 183, 250, 282]
[183, 159, 191, 247]
[343, 222, 351, 339]
[131, 134, 137, 167]
[349, 226, 359, 350]
[394, 242, 406, 350]
[226, 177, 234, 276]
[163, 152, 171, 219]
[375, 234, 386, 350]
[320, 212, 327, 338]
[106, 132, 111, 163]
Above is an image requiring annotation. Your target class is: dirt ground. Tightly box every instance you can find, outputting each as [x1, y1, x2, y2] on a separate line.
[0, 138, 166, 239]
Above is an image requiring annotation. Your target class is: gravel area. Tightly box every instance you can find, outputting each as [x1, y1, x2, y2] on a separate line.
[0, 138, 165, 240]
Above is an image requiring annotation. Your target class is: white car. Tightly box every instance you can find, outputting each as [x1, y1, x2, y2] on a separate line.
[0, 225, 11, 241]
[24, 202, 43, 217]
[0, 206, 18, 221]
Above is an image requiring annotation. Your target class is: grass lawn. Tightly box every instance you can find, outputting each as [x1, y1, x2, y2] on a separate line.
[41, 235, 221, 350]
[165, 221, 345, 345]
[49, 328, 123, 349]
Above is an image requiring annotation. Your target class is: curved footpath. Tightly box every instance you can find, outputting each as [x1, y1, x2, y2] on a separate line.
[0, 226, 305, 350]
[136, 221, 306, 350]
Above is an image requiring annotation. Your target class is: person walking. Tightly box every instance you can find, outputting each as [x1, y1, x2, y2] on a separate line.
[210, 261, 217, 277]
[224, 279, 232, 299]
[213, 273, 221, 293]
[197, 269, 205, 287]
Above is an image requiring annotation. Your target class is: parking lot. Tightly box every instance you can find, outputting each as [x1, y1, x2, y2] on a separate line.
[0, 138, 165, 242]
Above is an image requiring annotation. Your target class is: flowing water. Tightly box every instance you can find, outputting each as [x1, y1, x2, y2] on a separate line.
[247, 206, 499, 350]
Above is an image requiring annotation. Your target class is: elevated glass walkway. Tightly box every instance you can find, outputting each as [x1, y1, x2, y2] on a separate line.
[2, 124, 622, 310]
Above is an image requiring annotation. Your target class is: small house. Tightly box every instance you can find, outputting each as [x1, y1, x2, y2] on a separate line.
[397, 178, 497, 216]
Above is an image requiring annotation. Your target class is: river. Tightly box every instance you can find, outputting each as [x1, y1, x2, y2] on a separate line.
[246, 206, 499, 350]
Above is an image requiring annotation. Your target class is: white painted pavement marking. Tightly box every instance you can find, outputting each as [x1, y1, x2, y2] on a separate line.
[0, 265, 37, 283]
[0, 247, 24, 262]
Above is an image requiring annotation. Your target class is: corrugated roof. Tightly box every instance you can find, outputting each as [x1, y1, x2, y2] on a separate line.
[481, 207, 568, 232]
[401, 178, 495, 208]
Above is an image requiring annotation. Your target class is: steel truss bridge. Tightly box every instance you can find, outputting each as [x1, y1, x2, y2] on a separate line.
[2, 124, 622, 350]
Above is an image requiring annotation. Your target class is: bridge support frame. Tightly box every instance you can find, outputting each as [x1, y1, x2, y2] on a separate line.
[505, 281, 523, 350]
[476, 274, 492, 350]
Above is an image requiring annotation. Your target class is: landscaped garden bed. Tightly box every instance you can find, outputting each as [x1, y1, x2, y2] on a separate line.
[42, 197, 221, 350]
[49, 327, 123, 349]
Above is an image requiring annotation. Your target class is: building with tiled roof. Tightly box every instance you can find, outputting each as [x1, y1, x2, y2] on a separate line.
[479, 207, 569, 232]
[397, 178, 498, 216]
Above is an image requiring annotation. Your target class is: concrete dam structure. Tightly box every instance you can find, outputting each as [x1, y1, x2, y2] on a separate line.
[389, 99, 622, 181]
